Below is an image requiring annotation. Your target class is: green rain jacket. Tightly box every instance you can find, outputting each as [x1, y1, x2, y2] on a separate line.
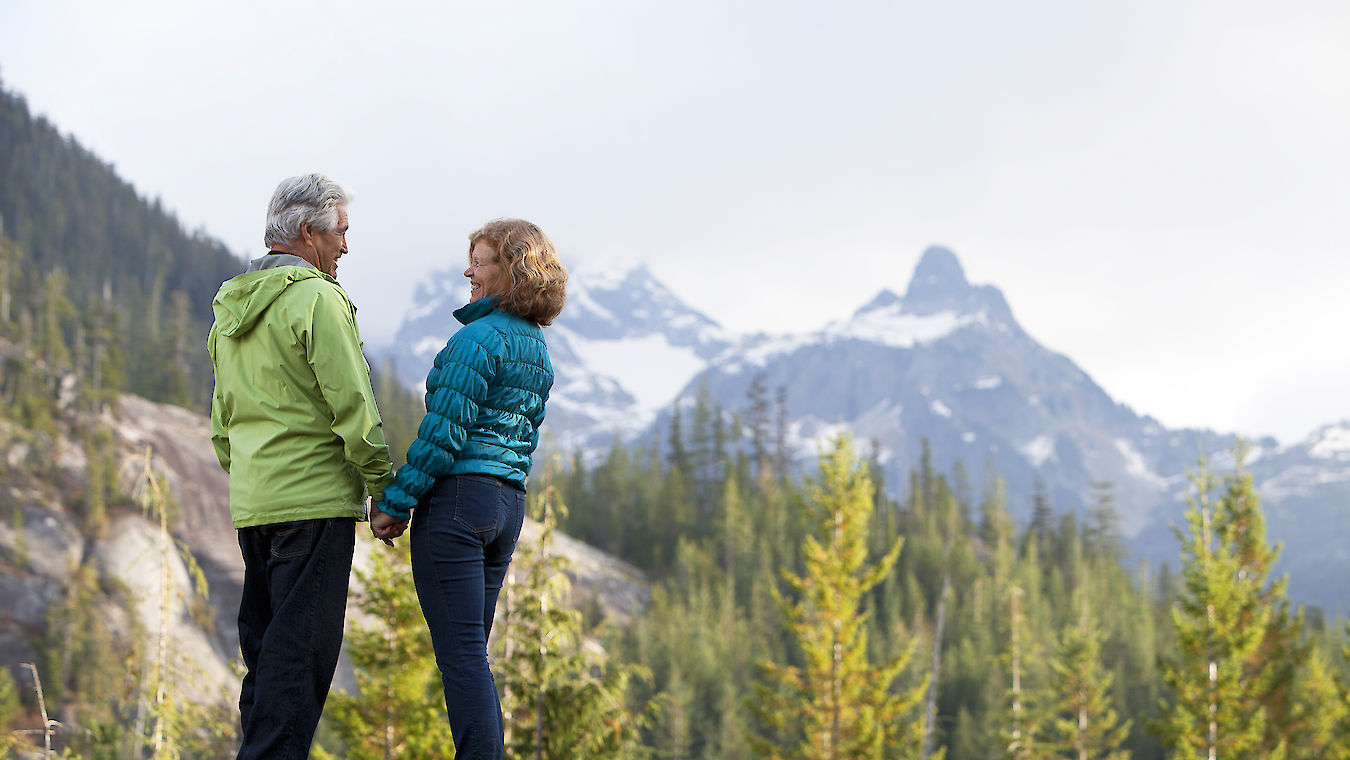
[208, 254, 394, 528]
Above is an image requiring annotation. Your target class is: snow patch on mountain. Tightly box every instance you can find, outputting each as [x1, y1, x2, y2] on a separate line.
[559, 328, 705, 415]
[717, 334, 812, 373]
[825, 305, 984, 349]
[713, 306, 984, 376]
[1310, 424, 1350, 460]
[568, 285, 619, 324]
[1022, 435, 1056, 467]
[1114, 438, 1168, 488]
[1261, 464, 1350, 500]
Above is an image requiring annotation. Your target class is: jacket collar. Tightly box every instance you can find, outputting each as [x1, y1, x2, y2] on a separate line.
[454, 297, 497, 325]
[246, 252, 316, 273]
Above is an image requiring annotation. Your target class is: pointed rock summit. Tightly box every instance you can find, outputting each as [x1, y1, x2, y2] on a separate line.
[905, 246, 969, 301]
[894, 245, 1015, 326]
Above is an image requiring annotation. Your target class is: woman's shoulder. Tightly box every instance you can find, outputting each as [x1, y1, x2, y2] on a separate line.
[481, 309, 546, 341]
[442, 318, 506, 361]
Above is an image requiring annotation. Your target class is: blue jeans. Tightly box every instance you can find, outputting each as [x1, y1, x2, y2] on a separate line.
[411, 474, 526, 760]
[235, 517, 355, 760]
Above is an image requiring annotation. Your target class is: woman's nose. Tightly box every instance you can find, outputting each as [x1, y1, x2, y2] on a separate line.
[463, 265, 473, 278]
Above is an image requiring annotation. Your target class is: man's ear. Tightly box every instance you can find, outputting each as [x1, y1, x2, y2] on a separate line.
[299, 222, 315, 246]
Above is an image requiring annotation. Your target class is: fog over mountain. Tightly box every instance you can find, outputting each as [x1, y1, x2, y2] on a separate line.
[384, 247, 1350, 614]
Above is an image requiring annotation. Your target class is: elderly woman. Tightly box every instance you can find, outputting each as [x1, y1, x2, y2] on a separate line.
[372, 219, 566, 759]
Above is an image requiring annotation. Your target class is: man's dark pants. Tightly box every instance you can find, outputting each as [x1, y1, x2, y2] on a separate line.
[235, 516, 355, 760]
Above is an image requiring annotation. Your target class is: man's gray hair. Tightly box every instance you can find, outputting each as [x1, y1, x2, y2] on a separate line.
[263, 173, 353, 248]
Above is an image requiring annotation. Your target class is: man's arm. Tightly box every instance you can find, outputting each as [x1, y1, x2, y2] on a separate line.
[207, 329, 231, 473]
[306, 285, 395, 501]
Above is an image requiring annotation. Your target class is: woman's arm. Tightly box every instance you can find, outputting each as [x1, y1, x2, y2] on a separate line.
[377, 325, 502, 518]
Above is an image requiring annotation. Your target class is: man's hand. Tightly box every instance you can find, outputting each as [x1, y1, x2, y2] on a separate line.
[370, 505, 408, 547]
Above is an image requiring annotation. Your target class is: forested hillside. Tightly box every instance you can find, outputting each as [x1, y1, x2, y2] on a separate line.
[536, 391, 1350, 759]
[0, 78, 243, 410]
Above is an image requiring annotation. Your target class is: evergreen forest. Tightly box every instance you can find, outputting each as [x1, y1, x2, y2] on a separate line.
[2, 76, 1349, 758]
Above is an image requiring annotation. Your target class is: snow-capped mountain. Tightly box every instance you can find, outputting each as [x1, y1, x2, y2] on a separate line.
[382, 247, 1350, 613]
[671, 246, 1226, 535]
[386, 263, 731, 451]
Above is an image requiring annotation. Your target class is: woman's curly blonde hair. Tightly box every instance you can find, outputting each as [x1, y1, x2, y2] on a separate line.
[469, 218, 568, 326]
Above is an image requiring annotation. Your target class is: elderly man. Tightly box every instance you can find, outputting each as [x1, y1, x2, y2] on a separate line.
[208, 173, 394, 760]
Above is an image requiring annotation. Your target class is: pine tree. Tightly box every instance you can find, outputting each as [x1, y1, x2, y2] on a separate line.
[746, 375, 773, 482]
[1002, 583, 1054, 760]
[752, 435, 931, 760]
[1214, 444, 1307, 753]
[1155, 457, 1281, 759]
[1047, 598, 1131, 760]
[0, 222, 21, 331]
[39, 268, 75, 395]
[1284, 646, 1350, 760]
[81, 424, 116, 538]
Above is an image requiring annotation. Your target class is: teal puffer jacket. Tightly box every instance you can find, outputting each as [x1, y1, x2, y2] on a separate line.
[379, 297, 553, 518]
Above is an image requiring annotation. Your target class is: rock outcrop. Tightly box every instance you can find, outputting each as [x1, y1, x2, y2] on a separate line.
[0, 390, 650, 708]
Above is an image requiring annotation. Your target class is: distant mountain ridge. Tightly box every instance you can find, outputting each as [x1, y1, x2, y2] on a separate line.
[384, 247, 1350, 614]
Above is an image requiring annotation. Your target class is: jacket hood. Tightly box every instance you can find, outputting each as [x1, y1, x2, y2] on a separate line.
[212, 258, 331, 338]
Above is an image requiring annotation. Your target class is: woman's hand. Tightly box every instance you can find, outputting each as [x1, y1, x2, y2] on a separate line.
[370, 505, 408, 547]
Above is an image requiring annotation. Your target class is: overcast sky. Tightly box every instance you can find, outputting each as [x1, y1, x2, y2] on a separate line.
[2, 0, 1346, 444]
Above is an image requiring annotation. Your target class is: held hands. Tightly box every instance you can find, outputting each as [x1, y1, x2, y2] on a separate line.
[369, 502, 408, 547]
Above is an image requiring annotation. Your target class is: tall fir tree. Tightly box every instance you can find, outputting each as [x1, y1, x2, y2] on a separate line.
[1284, 645, 1349, 760]
[1002, 582, 1054, 760]
[1046, 597, 1131, 760]
[752, 435, 932, 760]
[1155, 458, 1282, 760]
[1214, 444, 1307, 753]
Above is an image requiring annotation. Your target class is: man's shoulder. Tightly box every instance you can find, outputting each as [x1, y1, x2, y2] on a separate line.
[278, 272, 354, 311]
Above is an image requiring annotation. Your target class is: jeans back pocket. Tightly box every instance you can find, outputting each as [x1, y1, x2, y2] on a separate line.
[454, 475, 505, 535]
[268, 521, 315, 559]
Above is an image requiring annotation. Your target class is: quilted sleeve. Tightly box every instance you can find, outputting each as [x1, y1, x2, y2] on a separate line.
[379, 323, 502, 517]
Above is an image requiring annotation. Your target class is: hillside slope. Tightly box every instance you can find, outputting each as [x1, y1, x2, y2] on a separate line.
[0, 375, 649, 711]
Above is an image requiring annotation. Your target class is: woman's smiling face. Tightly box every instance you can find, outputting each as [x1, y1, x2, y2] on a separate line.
[464, 240, 508, 302]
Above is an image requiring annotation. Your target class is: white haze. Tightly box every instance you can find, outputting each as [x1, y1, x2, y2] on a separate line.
[0, 0, 1346, 444]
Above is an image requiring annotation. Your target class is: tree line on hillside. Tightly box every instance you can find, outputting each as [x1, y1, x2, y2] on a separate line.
[8, 346, 1350, 757]
[0, 78, 246, 413]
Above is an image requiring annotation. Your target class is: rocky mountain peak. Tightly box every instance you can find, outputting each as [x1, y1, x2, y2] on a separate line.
[905, 245, 969, 301]
[893, 245, 1016, 326]
[853, 288, 905, 316]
